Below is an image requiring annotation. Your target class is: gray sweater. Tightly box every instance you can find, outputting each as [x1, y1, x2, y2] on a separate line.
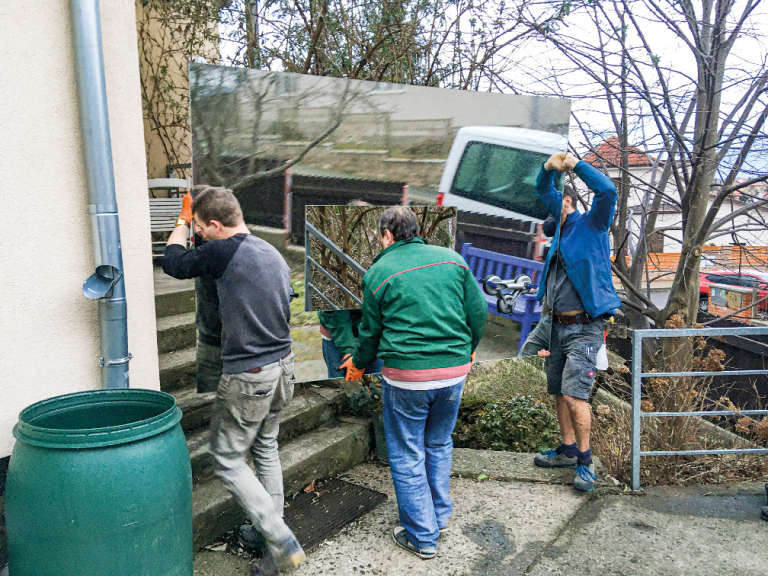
[163, 234, 292, 373]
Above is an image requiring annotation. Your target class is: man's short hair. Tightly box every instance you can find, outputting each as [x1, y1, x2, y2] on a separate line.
[190, 184, 215, 200]
[564, 185, 579, 208]
[192, 187, 243, 227]
[378, 206, 419, 242]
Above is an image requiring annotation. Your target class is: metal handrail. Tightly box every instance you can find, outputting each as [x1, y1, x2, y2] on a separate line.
[631, 326, 768, 490]
[304, 221, 368, 311]
[307, 255, 363, 307]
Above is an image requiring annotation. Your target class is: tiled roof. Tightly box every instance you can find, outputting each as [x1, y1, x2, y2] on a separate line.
[583, 136, 655, 168]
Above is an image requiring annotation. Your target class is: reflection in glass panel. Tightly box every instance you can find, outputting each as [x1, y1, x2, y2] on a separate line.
[451, 142, 564, 221]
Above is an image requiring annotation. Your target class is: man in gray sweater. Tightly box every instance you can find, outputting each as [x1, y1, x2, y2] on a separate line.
[163, 188, 304, 576]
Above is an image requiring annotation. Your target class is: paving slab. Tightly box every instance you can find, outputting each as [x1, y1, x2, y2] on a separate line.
[194, 550, 250, 576]
[290, 463, 585, 576]
[194, 462, 586, 576]
[527, 482, 768, 576]
[452, 448, 602, 486]
[192, 459, 768, 576]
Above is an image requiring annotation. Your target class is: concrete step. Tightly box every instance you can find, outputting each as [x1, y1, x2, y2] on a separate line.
[155, 286, 195, 318]
[159, 347, 196, 393]
[185, 387, 344, 483]
[191, 418, 372, 550]
[157, 312, 196, 355]
[155, 278, 195, 318]
[174, 386, 215, 432]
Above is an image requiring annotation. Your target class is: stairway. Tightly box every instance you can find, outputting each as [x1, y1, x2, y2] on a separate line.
[154, 268, 372, 549]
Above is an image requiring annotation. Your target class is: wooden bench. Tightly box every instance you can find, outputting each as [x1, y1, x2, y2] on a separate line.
[460, 243, 545, 354]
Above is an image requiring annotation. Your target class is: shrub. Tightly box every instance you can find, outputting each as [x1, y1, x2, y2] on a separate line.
[346, 377, 382, 417]
[452, 394, 559, 453]
[453, 394, 490, 449]
[478, 396, 559, 452]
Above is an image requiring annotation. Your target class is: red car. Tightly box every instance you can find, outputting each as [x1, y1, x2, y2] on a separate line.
[699, 270, 768, 312]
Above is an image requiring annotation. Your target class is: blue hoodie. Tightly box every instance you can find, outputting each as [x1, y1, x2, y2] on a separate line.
[535, 161, 622, 319]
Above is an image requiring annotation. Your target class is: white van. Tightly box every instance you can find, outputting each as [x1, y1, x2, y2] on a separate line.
[437, 126, 568, 231]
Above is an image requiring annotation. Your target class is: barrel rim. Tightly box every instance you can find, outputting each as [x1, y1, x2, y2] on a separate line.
[13, 389, 182, 449]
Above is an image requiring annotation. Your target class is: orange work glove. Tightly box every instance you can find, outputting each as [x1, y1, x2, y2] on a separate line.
[179, 191, 193, 225]
[338, 353, 364, 381]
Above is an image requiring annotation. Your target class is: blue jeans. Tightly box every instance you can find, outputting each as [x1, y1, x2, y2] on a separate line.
[322, 338, 384, 379]
[382, 380, 464, 550]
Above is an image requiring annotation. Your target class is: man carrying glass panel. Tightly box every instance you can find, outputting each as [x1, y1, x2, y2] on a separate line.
[520, 152, 620, 492]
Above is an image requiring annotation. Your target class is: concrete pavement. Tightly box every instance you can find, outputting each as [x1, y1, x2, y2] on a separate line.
[528, 483, 768, 576]
[194, 452, 768, 576]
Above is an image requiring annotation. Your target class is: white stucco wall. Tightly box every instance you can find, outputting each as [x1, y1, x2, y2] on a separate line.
[0, 0, 160, 457]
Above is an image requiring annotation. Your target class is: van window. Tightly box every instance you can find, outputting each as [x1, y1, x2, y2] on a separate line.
[451, 141, 563, 220]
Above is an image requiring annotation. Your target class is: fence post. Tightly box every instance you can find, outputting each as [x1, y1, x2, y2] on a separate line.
[631, 330, 644, 491]
[283, 168, 292, 247]
[304, 225, 311, 313]
[753, 284, 758, 319]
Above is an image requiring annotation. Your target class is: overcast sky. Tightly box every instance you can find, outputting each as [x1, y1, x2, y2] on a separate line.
[216, 0, 768, 177]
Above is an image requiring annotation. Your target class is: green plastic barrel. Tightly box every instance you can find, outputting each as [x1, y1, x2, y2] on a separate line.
[5, 389, 192, 576]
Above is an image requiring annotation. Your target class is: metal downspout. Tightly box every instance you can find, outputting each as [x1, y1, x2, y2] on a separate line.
[71, 0, 131, 388]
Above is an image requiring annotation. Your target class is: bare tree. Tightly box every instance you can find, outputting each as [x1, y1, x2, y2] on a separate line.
[137, 0, 223, 176]
[306, 206, 457, 309]
[220, 0, 537, 89]
[190, 64, 361, 190]
[521, 0, 768, 330]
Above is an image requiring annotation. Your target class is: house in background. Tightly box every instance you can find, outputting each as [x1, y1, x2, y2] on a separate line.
[581, 136, 768, 262]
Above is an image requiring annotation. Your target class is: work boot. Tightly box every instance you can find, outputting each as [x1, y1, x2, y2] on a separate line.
[250, 535, 305, 576]
[534, 447, 577, 468]
[238, 524, 268, 552]
[573, 463, 596, 492]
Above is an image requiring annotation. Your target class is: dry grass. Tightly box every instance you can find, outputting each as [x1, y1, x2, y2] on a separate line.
[466, 342, 767, 487]
[465, 357, 552, 410]
[593, 326, 768, 487]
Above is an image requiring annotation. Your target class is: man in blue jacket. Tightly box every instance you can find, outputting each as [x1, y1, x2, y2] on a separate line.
[520, 152, 620, 492]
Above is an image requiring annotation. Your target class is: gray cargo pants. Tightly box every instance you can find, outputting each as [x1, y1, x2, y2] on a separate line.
[519, 313, 602, 400]
[209, 353, 297, 555]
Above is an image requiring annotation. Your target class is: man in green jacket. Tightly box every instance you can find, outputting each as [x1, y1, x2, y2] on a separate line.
[340, 207, 487, 560]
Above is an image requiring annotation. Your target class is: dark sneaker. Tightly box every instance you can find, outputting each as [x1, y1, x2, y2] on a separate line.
[762, 506, 768, 522]
[238, 524, 267, 551]
[534, 448, 577, 468]
[573, 463, 596, 492]
[438, 524, 450, 537]
[250, 535, 306, 576]
[391, 526, 436, 560]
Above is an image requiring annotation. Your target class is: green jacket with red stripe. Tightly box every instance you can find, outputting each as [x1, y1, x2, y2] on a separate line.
[317, 310, 363, 355]
[352, 238, 487, 371]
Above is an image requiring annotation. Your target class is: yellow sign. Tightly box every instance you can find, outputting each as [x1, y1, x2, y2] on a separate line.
[726, 290, 743, 309]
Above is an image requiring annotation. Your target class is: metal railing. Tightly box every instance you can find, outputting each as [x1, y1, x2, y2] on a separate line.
[304, 221, 368, 311]
[631, 326, 768, 491]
